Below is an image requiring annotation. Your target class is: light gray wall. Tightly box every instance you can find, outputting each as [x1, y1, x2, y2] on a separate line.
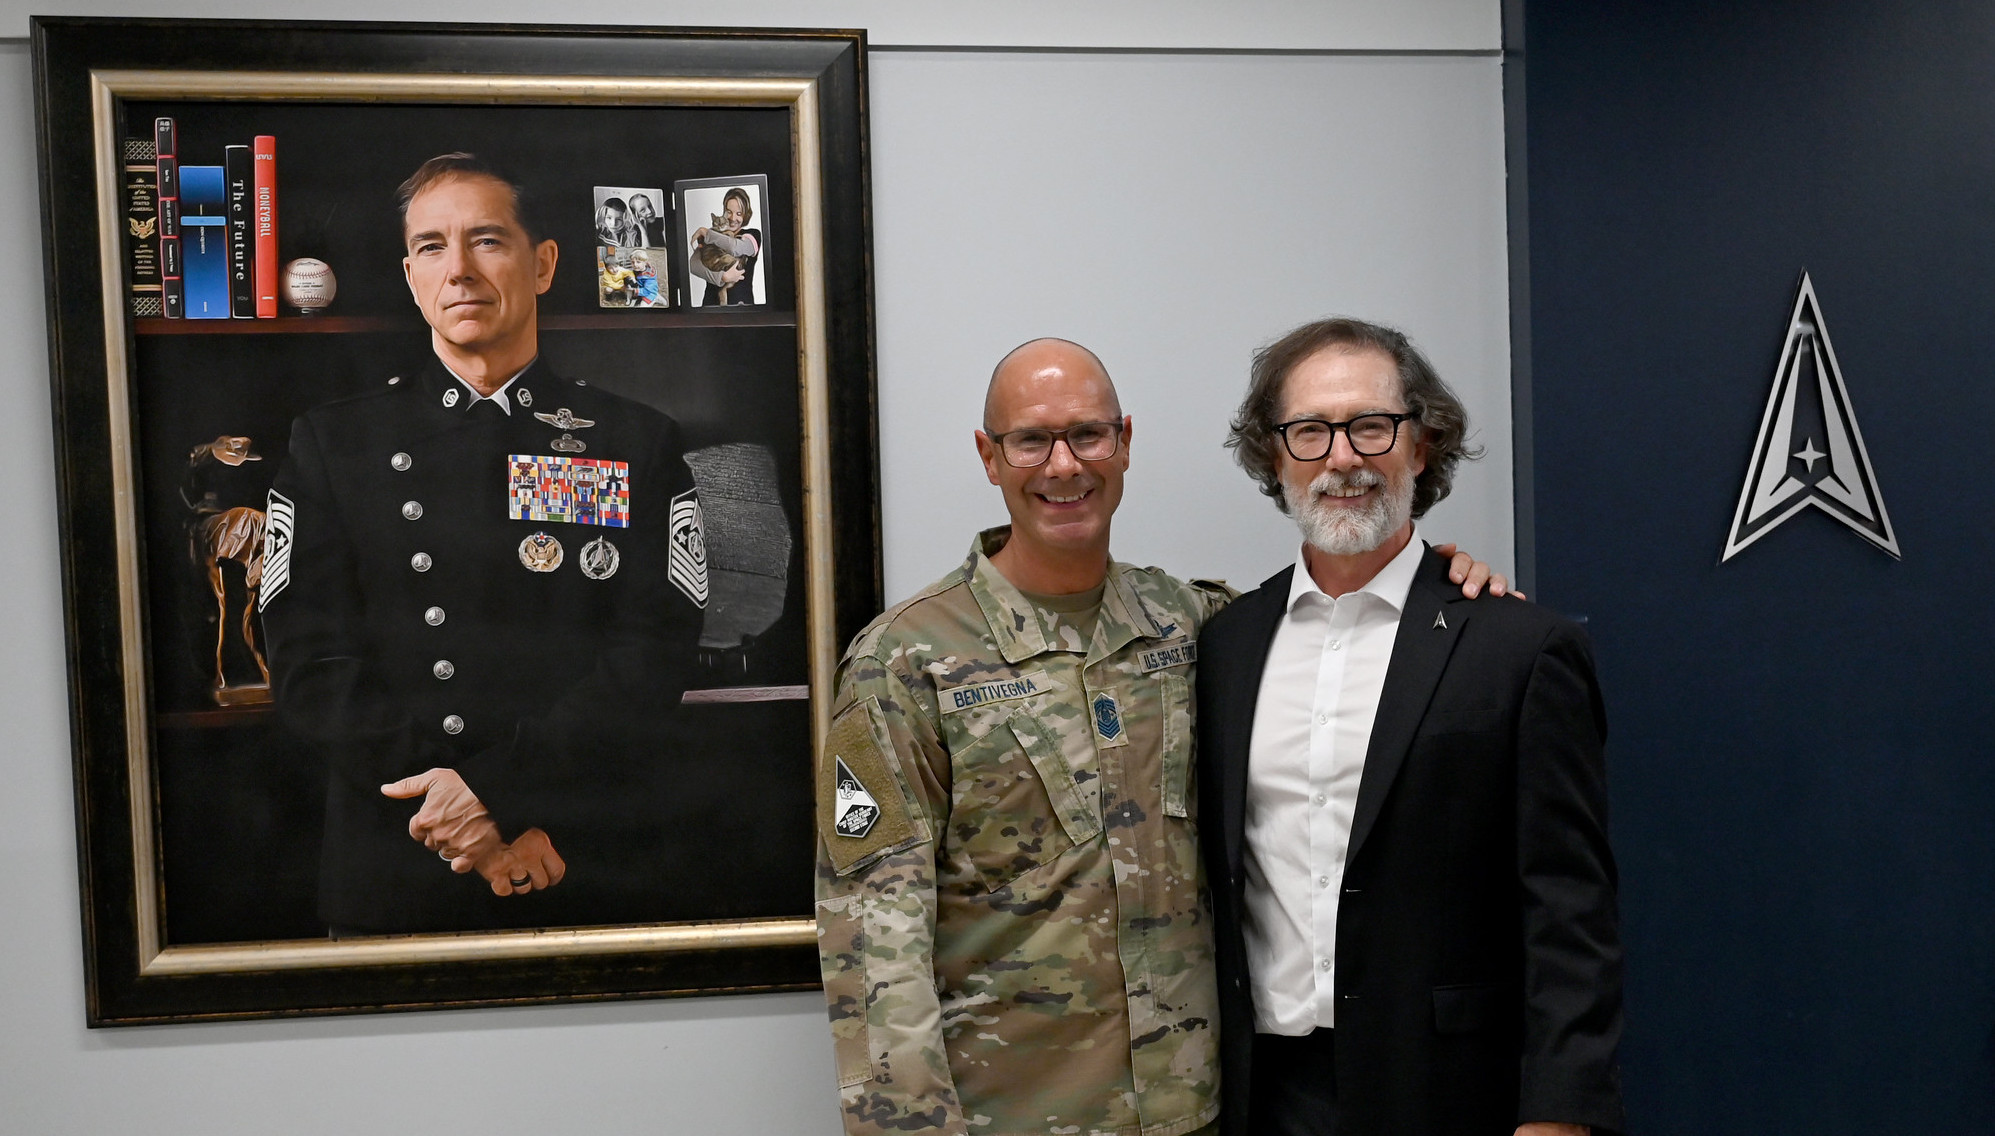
[0, 6, 1508, 1132]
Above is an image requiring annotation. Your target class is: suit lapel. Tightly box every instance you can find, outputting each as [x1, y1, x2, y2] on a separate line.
[1220, 566, 1293, 878]
[1346, 554, 1469, 866]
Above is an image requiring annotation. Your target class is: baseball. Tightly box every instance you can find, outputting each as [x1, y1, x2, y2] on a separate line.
[280, 257, 337, 314]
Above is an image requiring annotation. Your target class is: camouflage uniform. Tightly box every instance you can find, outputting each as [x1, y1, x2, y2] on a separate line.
[816, 528, 1233, 1136]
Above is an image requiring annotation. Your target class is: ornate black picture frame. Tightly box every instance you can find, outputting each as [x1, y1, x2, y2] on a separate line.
[33, 16, 879, 1025]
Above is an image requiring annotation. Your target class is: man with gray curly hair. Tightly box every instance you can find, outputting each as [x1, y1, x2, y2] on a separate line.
[1196, 317, 1625, 1136]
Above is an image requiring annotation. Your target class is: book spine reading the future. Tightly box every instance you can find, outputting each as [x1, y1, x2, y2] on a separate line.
[179, 165, 229, 319]
[155, 117, 181, 319]
[121, 137, 161, 317]
[224, 144, 254, 318]
[252, 135, 277, 318]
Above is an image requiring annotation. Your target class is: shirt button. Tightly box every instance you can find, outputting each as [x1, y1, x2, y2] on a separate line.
[1318, 875, 1331, 888]
[1316, 712, 1330, 726]
[1328, 639, 1342, 650]
[433, 660, 455, 680]
[424, 606, 446, 626]
[401, 500, 424, 520]
[390, 452, 412, 472]
[442, 714, 464, 734]
[1318, 959, 1332, 972]
[1314, 793, 1327, 806]
[410, 552, 432, 572]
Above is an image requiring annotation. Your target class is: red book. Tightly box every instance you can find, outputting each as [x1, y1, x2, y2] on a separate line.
[252, 135, 277, 317]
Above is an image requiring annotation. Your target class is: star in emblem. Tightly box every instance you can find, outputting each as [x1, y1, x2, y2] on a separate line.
[1792, 438, 1825, 472]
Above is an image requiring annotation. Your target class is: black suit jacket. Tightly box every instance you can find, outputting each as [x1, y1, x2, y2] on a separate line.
[1196, 547, 1624, 1135]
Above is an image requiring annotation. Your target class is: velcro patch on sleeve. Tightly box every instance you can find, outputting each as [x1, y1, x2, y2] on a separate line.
[819, 697, 921, 875]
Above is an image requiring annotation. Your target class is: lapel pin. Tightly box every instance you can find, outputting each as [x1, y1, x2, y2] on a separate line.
[1432, 611, 1447, 630]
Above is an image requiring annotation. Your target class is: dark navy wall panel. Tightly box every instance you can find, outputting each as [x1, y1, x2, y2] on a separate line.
[1522, 2, 1995, 1131]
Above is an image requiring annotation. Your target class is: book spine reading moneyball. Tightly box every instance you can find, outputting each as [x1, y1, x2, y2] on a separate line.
[224, 144, 254, 318]
[121, 137, 161, 318]
[252, 135, 277, 318]
[154, 117, 181, 319]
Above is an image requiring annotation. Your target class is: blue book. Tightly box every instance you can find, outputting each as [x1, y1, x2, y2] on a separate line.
[179, 164, 230, 320]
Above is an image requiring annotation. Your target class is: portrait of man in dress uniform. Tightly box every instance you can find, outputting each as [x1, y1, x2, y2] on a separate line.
[260, 152, 710, 935]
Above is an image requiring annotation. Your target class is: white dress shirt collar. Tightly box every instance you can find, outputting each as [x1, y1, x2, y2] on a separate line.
[1284, 522, 1427, 616]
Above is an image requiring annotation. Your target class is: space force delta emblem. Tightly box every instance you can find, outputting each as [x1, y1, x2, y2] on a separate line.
[832, 756, 881, 838]
[1722, 273, 1899, 562]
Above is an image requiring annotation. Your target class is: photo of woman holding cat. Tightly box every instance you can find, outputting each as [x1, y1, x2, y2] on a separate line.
[677, 176, 768, 306]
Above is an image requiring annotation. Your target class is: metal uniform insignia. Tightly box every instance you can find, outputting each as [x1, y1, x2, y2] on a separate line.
[518, 531, 563, 572]
[936, 669, 1055, 715]
[1139, 640, 1197, 672]
[507, 455, 631, 528]
[257, 489, 294, 610]
[669, 487, 709, 608]
[831, 756, 881, 838]
[515, 386, 533, 407]
[1091, 689, 1129, 748]
[442, 388, 459, 408]
[578, 536, 620, 580]
[533, 408, 596, 430]
[550, 433, 586, 454]
[818, 698, 920, 876]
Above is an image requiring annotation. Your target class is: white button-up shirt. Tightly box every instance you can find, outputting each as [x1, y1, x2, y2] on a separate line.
[1243, 527, 1425, 1034]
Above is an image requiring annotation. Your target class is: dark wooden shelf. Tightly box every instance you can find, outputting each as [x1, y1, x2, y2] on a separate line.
[157, 706, 275, 729]
[134, 309, 799, 336]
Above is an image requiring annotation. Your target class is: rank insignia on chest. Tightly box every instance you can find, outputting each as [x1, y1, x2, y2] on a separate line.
[507, 454, 631, 528]
[1091, 690, 1129, 748]
[831, 756, 881, 838]
[518, 531, 563, 572]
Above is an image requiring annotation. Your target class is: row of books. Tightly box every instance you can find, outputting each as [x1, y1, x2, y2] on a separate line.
[123, 118, 277, 319]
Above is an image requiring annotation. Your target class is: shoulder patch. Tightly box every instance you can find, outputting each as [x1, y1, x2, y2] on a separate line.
[669, 487, 709, 608]
[819, 697, 921, 875]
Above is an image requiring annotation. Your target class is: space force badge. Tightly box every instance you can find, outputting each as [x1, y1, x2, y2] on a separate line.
[831, 757, 881, 838]
[669, 487, 709, 608]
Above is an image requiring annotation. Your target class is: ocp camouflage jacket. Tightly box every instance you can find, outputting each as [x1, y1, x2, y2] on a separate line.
[815, 528, 1232, 1136]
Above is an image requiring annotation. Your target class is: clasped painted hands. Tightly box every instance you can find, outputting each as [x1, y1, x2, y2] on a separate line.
[381, 768, 566, 896]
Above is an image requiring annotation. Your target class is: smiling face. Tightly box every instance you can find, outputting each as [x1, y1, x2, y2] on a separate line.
[975, 341, 1131, 577]
[722, 193, 749, 230]
[403, 173, 556, 370]
[1275, 345, 1426, 556]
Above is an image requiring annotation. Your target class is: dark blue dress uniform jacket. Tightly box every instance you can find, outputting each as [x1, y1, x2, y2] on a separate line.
[263, 358, 703, 932]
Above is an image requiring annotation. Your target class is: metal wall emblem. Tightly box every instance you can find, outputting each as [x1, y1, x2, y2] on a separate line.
[1722, 273, 1899, 561]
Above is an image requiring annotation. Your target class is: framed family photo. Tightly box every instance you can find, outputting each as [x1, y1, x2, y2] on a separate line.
[32, 17, 879, 1025]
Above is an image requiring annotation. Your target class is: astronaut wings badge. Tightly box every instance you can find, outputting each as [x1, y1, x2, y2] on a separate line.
[669, 487, 709, 608]
[831, 756, 881, 838]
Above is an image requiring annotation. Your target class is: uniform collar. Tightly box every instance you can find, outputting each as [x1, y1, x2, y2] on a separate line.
[417, 355, 544, 418]
[965, 526, 1171, 665]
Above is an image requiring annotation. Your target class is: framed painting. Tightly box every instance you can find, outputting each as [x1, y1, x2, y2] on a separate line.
[32, 16, 879, 1025]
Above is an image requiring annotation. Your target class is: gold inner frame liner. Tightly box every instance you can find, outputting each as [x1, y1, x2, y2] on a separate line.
[90, 69, 833, 973]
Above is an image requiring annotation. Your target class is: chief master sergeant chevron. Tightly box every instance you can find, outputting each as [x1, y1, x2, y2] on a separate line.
[812, 339, 1502, 1135]
[260, 153, 708, 933]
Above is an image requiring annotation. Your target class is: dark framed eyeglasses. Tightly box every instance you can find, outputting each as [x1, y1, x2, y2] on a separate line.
[986, 420, 1125, 467]
[1273, 413, 1414, 460]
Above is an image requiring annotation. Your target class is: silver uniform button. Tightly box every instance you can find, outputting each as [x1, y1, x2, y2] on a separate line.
[433, 660, 455, 680]
[424, 606, 446, 626]
[401, 500, 424, 520]
[410, 552, 432, 572]
[391, 452, 412, 471]
[442, 714, 464, 734]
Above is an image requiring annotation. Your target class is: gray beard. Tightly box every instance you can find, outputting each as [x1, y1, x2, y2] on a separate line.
[1284, 467, 1414, 556]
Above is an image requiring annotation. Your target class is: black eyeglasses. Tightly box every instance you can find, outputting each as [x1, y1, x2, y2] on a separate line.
[1273, 413, 1414, 460]
[985, 420, 1125, 467]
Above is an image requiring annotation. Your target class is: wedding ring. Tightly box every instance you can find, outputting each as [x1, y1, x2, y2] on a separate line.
[510, 877, 532, 888]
